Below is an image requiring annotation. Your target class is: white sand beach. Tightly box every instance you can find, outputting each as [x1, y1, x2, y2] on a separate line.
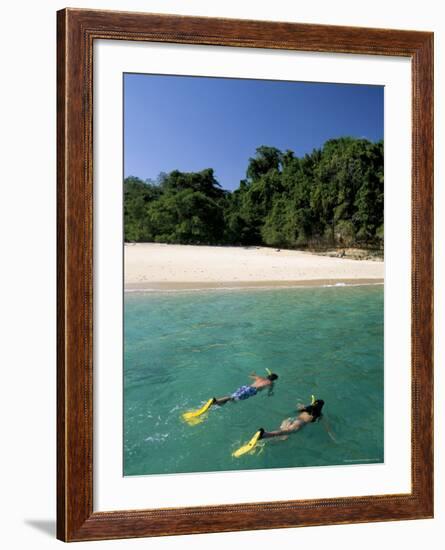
[125, 243, 383, 290]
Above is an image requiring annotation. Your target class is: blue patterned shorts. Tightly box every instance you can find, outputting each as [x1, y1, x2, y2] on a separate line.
[231, 385, 258, 401]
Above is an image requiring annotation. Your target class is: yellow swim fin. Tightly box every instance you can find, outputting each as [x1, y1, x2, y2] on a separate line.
[232, 430, 263, 458]
[182, 398, 215, 422]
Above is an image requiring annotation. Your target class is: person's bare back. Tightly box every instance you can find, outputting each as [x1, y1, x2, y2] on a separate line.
[260, 400, 325, 439]
[249, 373, 274, 390]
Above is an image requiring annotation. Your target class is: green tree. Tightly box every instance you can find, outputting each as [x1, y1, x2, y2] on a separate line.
[123, 138, 384, 250]
[246, 146, 282, 181]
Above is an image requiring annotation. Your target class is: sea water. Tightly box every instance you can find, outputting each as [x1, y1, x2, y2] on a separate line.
[124, 285, 384, 476]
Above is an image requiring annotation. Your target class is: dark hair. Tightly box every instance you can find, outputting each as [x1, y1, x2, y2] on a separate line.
[267, 373, 278, 381]
[303, 399, 325, 422]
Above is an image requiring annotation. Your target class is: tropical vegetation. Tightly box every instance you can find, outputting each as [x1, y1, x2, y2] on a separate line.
[124, 137, 383, 249]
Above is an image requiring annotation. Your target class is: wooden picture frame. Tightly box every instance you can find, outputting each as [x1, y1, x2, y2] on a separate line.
[57, 8, 434, 542]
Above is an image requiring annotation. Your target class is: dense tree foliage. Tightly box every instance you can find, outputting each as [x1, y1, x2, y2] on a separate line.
[124, 137, 383, 249]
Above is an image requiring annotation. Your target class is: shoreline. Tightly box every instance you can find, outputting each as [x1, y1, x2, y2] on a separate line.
[125, 278, 383, 292]
[125, 243, 384, 290]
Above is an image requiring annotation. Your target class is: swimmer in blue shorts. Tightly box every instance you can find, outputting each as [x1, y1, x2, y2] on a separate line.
[213, 372, 278, 406]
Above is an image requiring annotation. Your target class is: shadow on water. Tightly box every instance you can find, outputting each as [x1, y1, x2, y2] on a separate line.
[24, 519, 56, 537]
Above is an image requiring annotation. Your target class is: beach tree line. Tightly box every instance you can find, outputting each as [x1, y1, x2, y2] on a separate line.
[124, 137, 384, 249]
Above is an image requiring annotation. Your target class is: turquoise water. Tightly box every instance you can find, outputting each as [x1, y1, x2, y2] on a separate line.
[124, 285, 384, 476]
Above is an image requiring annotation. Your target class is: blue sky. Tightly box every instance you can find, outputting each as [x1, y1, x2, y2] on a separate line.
[124, 74, 383, 191]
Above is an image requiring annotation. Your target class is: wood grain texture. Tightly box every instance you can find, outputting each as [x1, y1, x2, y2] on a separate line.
[57, 8, 434, 542]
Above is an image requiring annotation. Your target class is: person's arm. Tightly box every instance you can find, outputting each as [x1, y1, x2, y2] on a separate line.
[267, 383, 275, 397]
[320, 415, 337, 441]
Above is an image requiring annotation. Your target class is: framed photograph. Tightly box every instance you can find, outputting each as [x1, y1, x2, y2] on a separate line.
[57, 8, 433, 542]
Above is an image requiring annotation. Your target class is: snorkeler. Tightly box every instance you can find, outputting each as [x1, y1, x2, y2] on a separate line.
[213, 371, 279, 406]
[232, 398, 325, 457]
[181, 370, 279, 423]
[259, 398, 324, 439]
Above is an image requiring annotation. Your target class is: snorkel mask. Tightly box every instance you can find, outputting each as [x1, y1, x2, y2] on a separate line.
[265, 368, 278, 381]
